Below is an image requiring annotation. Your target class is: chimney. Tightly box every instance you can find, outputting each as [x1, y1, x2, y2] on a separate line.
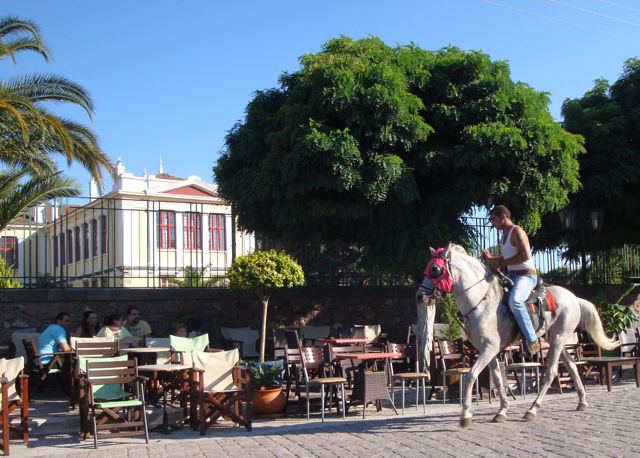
[89, 178, 99, 202]
[116, 157, 125, 176]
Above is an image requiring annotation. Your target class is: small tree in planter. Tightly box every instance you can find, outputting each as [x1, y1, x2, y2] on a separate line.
[598, 285, 638, 337]
[228, 249, 304, 362]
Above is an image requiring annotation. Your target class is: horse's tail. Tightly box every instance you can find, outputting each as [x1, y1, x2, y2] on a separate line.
[578, 298, 620, 350]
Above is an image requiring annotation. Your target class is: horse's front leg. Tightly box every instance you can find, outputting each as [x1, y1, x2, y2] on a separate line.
[488, 357, 509, 423]
[460, 350, 496, 428]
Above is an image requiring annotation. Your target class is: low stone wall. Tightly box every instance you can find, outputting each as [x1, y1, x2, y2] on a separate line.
[1, 284, 638, 347]
[0, 286, 417, 346]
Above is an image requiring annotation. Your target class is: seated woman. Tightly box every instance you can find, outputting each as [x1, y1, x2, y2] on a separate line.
[172, 323, 188, 337]
[96, 313, 133, 340]
[75, 310, 100, 337]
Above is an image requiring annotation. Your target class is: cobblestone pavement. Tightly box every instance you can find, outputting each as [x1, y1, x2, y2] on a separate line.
[9, 383, 640, 457]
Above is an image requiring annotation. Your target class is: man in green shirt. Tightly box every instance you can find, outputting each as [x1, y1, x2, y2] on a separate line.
[123, 306, 152, 338]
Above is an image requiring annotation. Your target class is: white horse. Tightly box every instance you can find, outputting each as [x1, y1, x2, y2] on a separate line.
[417, 243, 618, 427]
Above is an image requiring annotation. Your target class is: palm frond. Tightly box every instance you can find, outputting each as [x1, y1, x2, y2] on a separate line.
[0, 16, 48, 63]
[5, 74, 94, 117]
[0, 170, 79, 230]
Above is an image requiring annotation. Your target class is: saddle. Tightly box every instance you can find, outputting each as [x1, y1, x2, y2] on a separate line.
[500, 276, 557, 333]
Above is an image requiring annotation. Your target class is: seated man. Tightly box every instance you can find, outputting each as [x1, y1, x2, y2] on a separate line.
[37, 312, 72, 364]
[123, 306, 152, 338]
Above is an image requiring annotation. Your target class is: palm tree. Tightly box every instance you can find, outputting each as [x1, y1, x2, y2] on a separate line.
[0, 16, 114, 230]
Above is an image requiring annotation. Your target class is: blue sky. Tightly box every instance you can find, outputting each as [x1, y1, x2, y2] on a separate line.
[4, 0, 639, 195]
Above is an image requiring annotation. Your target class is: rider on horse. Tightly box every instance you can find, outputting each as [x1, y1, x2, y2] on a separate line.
[483, 205, 541, 356]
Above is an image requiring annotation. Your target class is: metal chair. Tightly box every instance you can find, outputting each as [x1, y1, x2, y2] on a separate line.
[300, 346, 346, 422]
[436, 339, 479, 406]
[387, 342, 429, 414]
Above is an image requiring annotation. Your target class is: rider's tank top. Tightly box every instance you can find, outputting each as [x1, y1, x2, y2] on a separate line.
[500, 226, 536, 272]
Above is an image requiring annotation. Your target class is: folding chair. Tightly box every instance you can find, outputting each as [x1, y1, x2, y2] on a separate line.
[0, 357, 29, 456]
[85, 357, 149, 448]
[169, 334, 210, 365]
[220, 327, 260, 359]
[191, 349, 252, 434]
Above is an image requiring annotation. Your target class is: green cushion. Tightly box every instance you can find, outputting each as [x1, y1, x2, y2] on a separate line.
[95, 399, 142, 409]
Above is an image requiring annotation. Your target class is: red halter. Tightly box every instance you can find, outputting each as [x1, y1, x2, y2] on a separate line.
[424, 248, 454, 293]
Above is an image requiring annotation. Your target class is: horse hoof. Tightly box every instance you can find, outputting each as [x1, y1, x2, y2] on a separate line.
[460, 417, 472, 428]
[523, 411, 536, 422]
[576, 402, 588, 411]
[492, 414, 507, 423]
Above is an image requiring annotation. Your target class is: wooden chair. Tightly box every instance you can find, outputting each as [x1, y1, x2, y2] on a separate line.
[539, 342, 585, 394]
[387, 342, 429, 414]
[579, 340, 603, 384]
[73, 340, 119, 423]
[191, 349, 252, 434]
[84, 357, 149, 448]
[0, 357, 29, 456]
[435, 339, 479, 405]
[22, 339, 69, 394]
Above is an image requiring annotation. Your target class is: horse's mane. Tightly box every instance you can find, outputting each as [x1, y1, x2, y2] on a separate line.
[448, 243, 493, 276]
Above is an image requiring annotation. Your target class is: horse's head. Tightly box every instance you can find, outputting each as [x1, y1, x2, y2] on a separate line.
[418, 243, 468, 300]
[417, 244, 455, 302]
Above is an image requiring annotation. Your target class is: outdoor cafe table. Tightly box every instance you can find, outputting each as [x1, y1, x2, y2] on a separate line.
[119, 346, 171, 366]
[581, 356, 640, 392]
[138, 363, 195, 432]
[316, 338, 371, 345]
[336, 352, 401, 418]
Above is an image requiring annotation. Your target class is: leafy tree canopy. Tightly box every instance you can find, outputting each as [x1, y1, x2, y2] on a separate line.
[227, 249, 305, 300]
[535, 58, 640, 254]
[215, 37, 583, 275]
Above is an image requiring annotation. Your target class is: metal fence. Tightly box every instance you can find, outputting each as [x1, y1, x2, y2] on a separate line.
[1, 202, 639, 287]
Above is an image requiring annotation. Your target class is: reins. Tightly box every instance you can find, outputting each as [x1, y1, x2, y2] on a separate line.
[446, 258, 494, 322]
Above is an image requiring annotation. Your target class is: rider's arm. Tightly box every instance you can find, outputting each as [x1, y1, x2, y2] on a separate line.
[500, 227, 532, 267]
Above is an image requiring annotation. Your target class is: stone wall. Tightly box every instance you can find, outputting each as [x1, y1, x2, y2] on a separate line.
[0, 286, 418, 345]
[2, 284, 638, 347]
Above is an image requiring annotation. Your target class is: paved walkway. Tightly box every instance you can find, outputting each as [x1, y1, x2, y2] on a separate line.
[8, 382, 640, 457]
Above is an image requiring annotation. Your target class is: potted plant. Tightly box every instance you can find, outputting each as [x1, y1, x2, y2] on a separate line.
[249, 360, 286, 415]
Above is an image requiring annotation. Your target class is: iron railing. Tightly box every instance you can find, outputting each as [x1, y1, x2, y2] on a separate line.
[1, 202, 638, 287]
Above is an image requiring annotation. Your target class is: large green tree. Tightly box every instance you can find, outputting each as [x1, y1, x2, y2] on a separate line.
[534, 58, 640, 255]
[0, 17, 113, 229]
[215, 37, 582, 276]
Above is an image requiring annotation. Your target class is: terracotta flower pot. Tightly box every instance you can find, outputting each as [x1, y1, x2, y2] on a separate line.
[252, 386, 286, 415]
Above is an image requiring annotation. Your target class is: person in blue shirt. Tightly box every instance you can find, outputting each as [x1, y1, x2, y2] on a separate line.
[37, 312, 72, 364]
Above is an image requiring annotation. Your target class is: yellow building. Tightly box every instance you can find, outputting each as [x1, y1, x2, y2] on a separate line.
[0, 160, 255, 287]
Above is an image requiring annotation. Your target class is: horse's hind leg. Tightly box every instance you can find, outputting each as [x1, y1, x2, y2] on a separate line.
[524, 341, 563, 421]
[560, 348, 588, 411]
[488, 357, 509, 423]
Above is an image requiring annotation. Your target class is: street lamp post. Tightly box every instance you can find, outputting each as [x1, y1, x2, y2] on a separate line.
[559, 207, 605, 286]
